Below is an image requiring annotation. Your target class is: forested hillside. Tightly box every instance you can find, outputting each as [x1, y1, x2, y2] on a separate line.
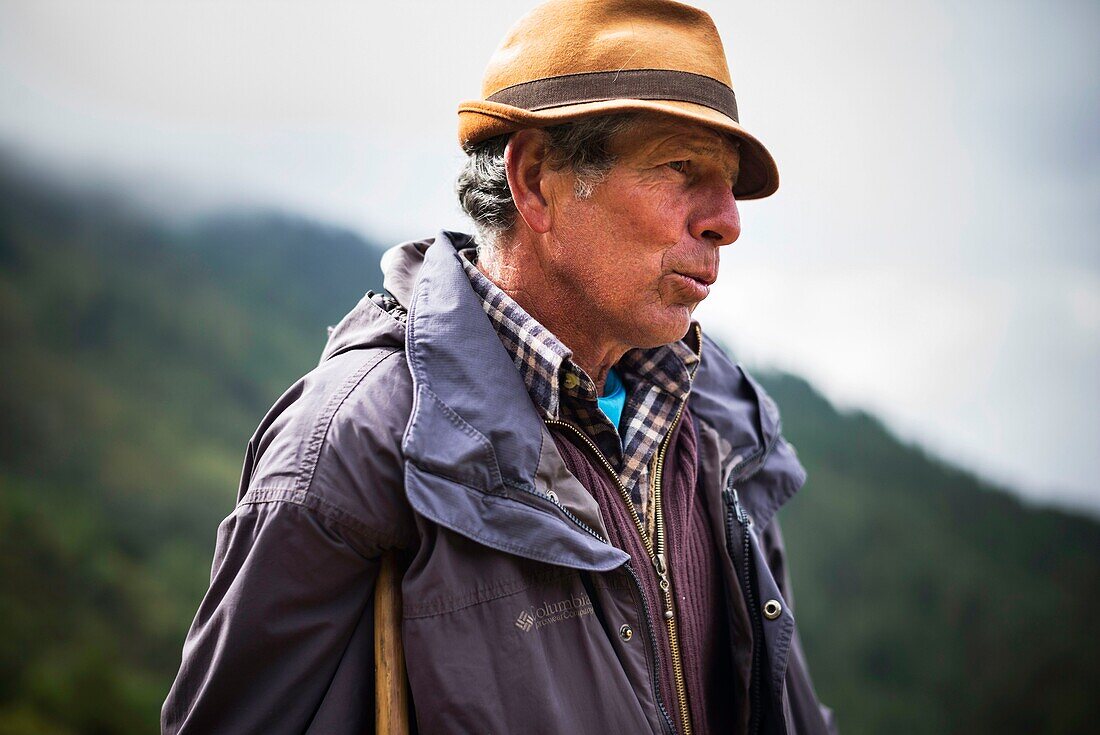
[1, 157, 1096, 734]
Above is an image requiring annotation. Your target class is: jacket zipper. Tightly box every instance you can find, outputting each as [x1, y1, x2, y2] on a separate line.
[717, 411, 787, 730]
[532, 460, 677, 735]
[546, 401, 693, 735]
[723, 484, 763, 735]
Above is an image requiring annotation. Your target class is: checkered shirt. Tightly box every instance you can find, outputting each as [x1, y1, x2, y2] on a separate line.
[459, 249, 699, 531]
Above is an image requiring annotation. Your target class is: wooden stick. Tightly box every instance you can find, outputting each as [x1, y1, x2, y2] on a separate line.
[374, 552, 409, 735]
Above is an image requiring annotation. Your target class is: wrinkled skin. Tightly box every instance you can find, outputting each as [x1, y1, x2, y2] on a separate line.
[484, 113, 742, 389]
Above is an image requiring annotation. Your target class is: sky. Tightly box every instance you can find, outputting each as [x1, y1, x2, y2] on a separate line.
[0, 0, 1097, 514]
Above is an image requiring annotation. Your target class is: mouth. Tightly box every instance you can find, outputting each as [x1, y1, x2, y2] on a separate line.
[676, 270, 716, 287]
[669, 270, 716, 300]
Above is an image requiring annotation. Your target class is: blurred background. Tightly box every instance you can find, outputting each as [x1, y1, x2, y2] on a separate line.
[0, 1, 1097, 733]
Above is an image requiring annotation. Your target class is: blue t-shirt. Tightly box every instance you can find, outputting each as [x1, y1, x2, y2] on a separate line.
[597, 368, 627, 433]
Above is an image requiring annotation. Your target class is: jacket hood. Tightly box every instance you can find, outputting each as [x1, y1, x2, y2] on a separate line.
[316, 244, 423, 363]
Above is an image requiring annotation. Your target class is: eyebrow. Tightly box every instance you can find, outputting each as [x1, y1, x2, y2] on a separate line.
[657, 139, 741, 181]
[677, 141, 726, 157]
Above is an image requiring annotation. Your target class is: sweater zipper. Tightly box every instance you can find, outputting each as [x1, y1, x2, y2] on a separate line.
[534, 445, 677, 735]
[653, 322, 703, 735]
[625, 562, 680, 735]
[544, 325, 702, 735]
[546, 417, 690, 735]
[650, 398, 693, 735]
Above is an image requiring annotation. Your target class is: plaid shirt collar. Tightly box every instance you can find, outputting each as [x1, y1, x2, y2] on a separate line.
[459, 249, 700, 518]
[458, 250, 574, 421]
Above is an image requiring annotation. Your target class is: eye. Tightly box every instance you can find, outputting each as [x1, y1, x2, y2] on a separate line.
[667, 160, 689, 173]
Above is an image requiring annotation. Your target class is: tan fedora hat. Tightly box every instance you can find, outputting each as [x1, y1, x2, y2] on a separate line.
[458, 0, 779, 200]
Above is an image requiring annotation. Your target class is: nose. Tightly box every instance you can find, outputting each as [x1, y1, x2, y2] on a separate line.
[692, 182, 741, 247]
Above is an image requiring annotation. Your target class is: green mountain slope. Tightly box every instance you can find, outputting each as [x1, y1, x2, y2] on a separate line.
[0, 158, 1096, 734]
[761, 373, 1100, 733]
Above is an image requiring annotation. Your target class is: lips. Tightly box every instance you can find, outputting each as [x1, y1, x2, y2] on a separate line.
[676, 271, 716, 287]
[668, 271, 714, 300]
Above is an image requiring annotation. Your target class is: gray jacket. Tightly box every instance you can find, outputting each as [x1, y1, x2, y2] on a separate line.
[162, 231, 838, 734]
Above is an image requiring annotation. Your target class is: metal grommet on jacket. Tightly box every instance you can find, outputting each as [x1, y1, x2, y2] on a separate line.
[618, 624, 633, 641]
[547, 490, 559, 503]
[762, 599, 782, 620]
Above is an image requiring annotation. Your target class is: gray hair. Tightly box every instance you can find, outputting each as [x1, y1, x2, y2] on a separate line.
[455, 113, 638, 255]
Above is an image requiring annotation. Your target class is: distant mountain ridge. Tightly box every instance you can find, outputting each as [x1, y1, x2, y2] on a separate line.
[1, 158, 1096, 734]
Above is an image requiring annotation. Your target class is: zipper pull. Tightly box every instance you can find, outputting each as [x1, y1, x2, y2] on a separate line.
[654, 553, 671, 588]
[654, 553, 675, 620]
[729, 487, 750, 526]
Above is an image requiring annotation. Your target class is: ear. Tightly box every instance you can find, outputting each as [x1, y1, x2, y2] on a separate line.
[504, 129, 555, 234]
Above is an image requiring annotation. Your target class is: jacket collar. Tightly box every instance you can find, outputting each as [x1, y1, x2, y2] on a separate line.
[400, 232, 545, 491]
[392, 231, 802, 565]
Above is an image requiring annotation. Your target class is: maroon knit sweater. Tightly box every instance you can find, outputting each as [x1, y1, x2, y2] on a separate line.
[550, 407, 735, 734]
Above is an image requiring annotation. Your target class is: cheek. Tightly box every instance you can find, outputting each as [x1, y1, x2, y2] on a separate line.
[561, 185, 687, 300]
[596, 176, 685, 233]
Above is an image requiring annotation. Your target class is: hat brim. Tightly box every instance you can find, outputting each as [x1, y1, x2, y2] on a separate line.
[458, 97, 779, 200]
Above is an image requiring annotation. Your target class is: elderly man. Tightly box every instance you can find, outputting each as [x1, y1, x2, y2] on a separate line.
[163, 0, 836, 733]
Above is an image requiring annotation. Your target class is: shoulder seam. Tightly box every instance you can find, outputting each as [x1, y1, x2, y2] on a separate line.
[295, 348, 404, 495]
[239, 486, 406, 550]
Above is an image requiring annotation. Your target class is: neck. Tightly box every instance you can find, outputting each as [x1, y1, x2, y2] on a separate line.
[479, 243, 625, 392]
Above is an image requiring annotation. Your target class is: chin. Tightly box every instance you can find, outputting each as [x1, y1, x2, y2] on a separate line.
[628, 309, 693, 349]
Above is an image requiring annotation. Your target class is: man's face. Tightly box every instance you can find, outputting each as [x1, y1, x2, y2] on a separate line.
[542, 114, 742, 351]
